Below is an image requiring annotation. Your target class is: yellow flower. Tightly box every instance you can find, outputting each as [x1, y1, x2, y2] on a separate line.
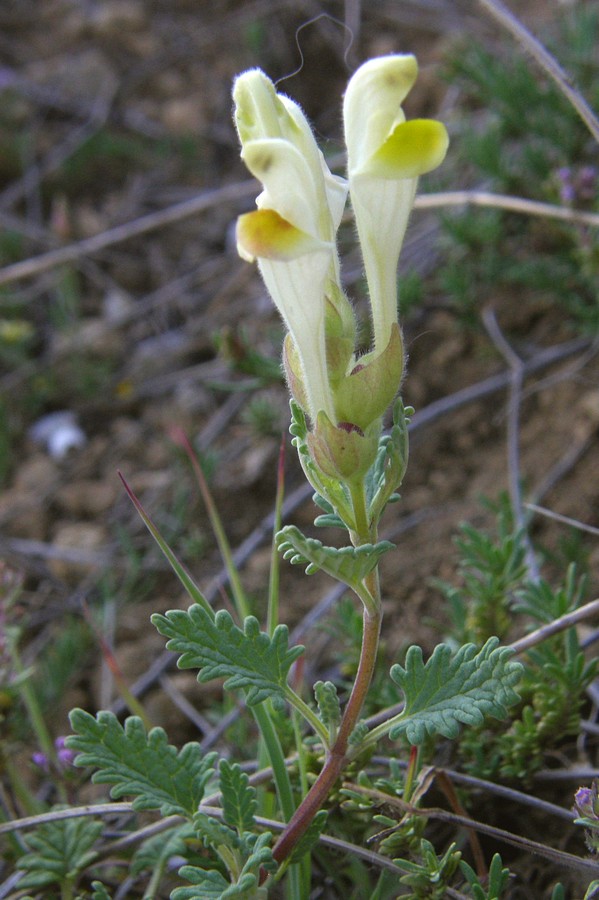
[343, 55, 449, 355]
[233, 69, 347, 423]
[233, 58, 449, 482]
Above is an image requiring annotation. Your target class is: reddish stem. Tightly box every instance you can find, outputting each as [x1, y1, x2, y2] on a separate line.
[271, 602, 382, 867]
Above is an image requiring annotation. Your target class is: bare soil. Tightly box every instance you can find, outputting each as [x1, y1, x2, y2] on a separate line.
[1, 1, 598, 897]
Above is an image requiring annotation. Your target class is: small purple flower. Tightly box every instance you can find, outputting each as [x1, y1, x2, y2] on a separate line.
[555, 166, 574, 203]
[57, 748, 76, 767]
[31, 751, 49, 772]
[575, 783, 599, 820]
[32, 737, 76, 773]
[55, 736, 76, 768]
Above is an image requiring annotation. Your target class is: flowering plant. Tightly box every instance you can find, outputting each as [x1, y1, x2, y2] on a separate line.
[61, 57, 523, 899]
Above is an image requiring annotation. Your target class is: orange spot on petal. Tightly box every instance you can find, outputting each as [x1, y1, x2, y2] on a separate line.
[236, 209, 324, 261]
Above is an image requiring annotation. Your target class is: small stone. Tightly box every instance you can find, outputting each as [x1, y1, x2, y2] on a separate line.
[0, 490, 49, 540]
[49, 522, 109, 581]
[55, 480, 117, 516]
[14, 454, 59, 492]
[161, 96, 206, 134]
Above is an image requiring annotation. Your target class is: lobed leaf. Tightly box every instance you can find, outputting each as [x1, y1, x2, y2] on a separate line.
[67, 709, 217, 817]
[131, 822, 195, 877]
[152, 606, 304, 706]
[173, 832, 274, 899]
[276, 524, 394, 586]
[16, 816, 103, 890]
[367, 397, 412, 522]
[220, 759, 257, 835]
[388, 638, 523, 744]
[314, 681, 341, 730]
[193, 811, 239, 850]
[171, 867, 235, 899]
[313, 493, 346, 530]
[288, 809, 328, 865]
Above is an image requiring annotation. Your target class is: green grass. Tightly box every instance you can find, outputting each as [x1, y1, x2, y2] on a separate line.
[435, 6, 599, 330]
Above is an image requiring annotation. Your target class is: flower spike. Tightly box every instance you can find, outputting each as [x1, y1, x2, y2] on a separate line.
[233, 58, 448, 512]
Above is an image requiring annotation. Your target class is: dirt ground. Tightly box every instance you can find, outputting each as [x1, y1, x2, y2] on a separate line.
[1, 1, 598, 896]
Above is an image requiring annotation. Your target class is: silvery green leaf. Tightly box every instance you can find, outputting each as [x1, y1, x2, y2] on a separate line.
[152, 606, 304, 706]
[388, 638, 523, 744]
[67, 710, 216, 817]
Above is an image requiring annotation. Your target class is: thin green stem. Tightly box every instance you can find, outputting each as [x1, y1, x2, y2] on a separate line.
[258, 441, 288, 819]
[291, 706, 312, 899]
[119, 472, 213, 619]
[12, 648, 54, 764]
[196, 469, 251, 621]
[349, 479, 371, 544]
[270, 589, 382, 869]
[357, 710, 406, 752]
[251, 704, 296, 824]
[11, 647, 70, 806]
[252, 703, 303, 898]
[267, 436, 286, 636]
[284, 685, 329, 747]
[145, 858, 168, 898]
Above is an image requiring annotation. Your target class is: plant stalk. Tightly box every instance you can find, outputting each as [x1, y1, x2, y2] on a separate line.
[271, 595, 382, 868]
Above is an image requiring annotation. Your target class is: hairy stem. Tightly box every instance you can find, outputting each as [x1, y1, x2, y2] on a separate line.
[271, 591, 382, 868]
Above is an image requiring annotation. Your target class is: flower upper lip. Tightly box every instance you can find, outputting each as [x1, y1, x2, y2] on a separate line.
[234, 69, 347, 255]
[233, 69, 347, 423]
[343, 54, 449, 356]
[241, 138, 336, 255]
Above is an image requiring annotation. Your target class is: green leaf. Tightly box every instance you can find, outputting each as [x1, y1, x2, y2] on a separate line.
[171, 867, 233, 899]
[459, 852, 510, 899]
[276, 524, 394, 586]
[288, 809, 328, 865]
[91, 881, 112, 899]
[193, 811, 239, 850]
[388, 638, 523, 744]
[131, 822, 195, 876]
[152, 606, 304, 706]
[348, 720, 369, 746]
[67, 709, 217, 817]
[220, 759, 257, 835]
[312, 493, 346, 529]
[173, 832, 274, 899]
[314, 681, 341, 730]
[16, 815, 103, 889]
[367, 397, 412, 522]
[289, 400, 355, 529]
